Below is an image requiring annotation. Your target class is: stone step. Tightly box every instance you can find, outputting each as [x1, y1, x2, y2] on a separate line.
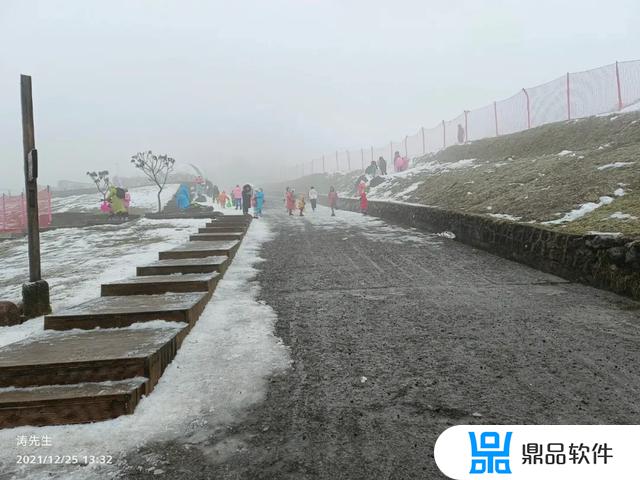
[0, 326, 186, 389]
[101, 272, 220, 296]
[0, 378, 147, 428]
[207, 216, 252, 226]
[159, 241, 240, 260]
[198, 226, 246, 233]
[189, 232, 244, 241]
[44, 293, 208, 331]
[137, 256, 229, 276]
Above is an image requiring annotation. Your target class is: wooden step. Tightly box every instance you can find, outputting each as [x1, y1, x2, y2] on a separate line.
[0, 326, 186, 389]
[44, 293, 209, 331]
[0, 378, 147, 428]
[137, 256, 229, 276]
[159, 241, 240, 260]
[189, 232, 244, 241]
[101, 272, 220, 296]
[198, 226, 246, 233]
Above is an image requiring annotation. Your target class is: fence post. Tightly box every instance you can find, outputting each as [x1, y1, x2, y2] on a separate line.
[494, 101, 499, 136]
[615, 61, 623, 110]
[346, 150, 351, 171]
[404, 136, 408, 157]
[335, 151, 339, 172]
[566, 72, 571, 120]
[1, 193, 5, 231]
[442, 120, 446, 149]
[47, 185, 52, 224]
[389, 141, 393, 160]
[21, 192, 26, 231]
[464, 111, 469, 142]
[361, 148, 364, 170]
[523, 88, 531, 129]
[322, 154, 325, 173]
[371, 146, 374, 163]
[421, 126, 426, 154]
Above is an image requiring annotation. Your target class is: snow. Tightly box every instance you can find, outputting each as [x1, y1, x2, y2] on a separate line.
[557, 150, 574, 157]
[51, 184, 181, 213]
[586, 231, 623, 237]
[488, 213, 522, 221]
[0, 218, 291, 479]
[596, 162, 635, 171]
[0, 219, 202, 334]
[610, 212, 638, 220]
[613, 188, 625, 197]
[542, 196, 614, 225]
[395, 181, 423, 198]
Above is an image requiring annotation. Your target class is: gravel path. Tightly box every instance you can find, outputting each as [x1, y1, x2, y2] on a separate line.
[122, 205, 640, 479]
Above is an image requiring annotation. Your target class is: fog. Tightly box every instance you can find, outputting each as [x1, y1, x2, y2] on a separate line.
[1, 0, 638, 192]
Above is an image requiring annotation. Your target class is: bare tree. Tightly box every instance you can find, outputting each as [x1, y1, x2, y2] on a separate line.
[86, 170, 110, 201]
[130, 151, 176, 213]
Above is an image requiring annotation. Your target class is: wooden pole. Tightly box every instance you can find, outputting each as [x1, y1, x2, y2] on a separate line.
[615, 61, 624, 110]
[566, 72, 571, 120]
[421, 127, 426, 154]
[523, 88, 531, 129]
[21, 75, 42, 281]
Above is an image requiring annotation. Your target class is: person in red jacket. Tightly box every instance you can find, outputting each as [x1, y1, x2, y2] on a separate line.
[328, 186, 338, 217]
[285, 187, 296, 216]
[360, 190, 368, 215]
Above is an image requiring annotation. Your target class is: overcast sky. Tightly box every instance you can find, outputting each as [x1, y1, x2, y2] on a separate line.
[1, 0, 639, 192]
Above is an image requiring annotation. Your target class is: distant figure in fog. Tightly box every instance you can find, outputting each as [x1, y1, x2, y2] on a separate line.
[457, 124, 465, 144]
[297, 194, 306, 216]
[377, 156, 387, 175]
[393, 151, 409, 172]
[242, 184, 253, 215]
[254, 188, 265, 218]
[365, 160, 378, 176]
[328, 186, 338, 217]
[218, 190, 229, 208]
[175, 184, 191, 210]
[107, 185, 128, 218]
[360, 190, 368, 215]
[286, 187, 296, 216]
[308, 186, 318, 212]
[233, 184, 242, 210]
[357, 179, 366, 197]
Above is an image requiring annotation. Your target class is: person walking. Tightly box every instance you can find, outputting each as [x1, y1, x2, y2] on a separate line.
[297, 194, 306, 216]
[232, 184, 242, 210]
[360, 190, 368, 215]
[254, 188, 265, 218]
[377, 156, 387, 175]
[286, 187, 296, 216]
[308, 186, 318, 212]
[328, 186, 338, 217]
[218, 190, 229, 208]
[241, 184, 253, 215]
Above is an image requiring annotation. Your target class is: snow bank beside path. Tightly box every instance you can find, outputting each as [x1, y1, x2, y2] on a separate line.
[0, 219, 291, 479]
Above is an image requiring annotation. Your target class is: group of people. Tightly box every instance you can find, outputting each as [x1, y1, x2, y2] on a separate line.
[364, 151, 409, 177]
[284, 186, 340, 217]
[215, 184, 265, 218]
[102, 185, 130, 219]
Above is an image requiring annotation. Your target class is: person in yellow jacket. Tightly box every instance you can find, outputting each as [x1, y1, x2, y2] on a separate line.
[106, 185, 128, 218]
[297, 194, 306, 217]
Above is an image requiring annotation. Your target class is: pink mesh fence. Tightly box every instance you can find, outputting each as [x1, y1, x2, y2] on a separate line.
[0, 189, 52, 233]
[295, 60, 640, 175]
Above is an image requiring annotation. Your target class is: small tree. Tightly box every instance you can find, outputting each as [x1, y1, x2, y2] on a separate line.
[86, 170, 110, 201]
[130, 151, 176, 213]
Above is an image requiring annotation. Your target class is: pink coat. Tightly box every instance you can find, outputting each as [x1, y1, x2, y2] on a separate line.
[328, 191, 338, 207]
[357, 181, 366, 196]
[286, 191, 296, 210]
[233, 186, 242, 199]
[360, 192, 368, 211]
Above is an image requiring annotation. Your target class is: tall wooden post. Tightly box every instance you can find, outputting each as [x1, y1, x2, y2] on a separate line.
[21, 74, 51, 318]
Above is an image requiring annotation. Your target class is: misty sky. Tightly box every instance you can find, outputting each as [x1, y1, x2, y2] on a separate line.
[1, 0, 639, 192]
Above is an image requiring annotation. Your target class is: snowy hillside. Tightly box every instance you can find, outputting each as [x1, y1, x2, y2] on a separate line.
[272, 111, 640, 237]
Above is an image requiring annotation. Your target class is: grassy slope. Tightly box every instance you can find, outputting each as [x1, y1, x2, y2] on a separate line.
[267, 111, 640, 237]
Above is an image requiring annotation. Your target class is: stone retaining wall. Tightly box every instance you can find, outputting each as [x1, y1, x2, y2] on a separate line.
[321, 196, 640, 301]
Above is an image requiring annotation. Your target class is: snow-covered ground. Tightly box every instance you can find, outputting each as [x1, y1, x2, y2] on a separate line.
[51, 184, 181, 213]
[0, 217, 291, 479]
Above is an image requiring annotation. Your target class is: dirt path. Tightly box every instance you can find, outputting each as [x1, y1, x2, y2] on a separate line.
[122, 205, 640, 479]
